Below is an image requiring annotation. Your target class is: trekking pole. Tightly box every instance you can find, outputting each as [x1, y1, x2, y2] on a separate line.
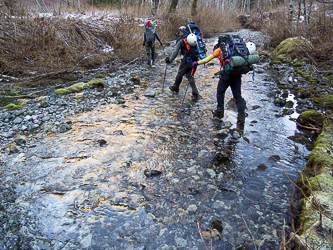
[162, 63, 167, 92]
[180, 81, 190, 110]
[180, 67, 196, 109]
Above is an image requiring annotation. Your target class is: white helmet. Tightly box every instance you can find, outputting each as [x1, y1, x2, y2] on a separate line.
[187, 33, 197, 46]
[246, 42, 256, 54]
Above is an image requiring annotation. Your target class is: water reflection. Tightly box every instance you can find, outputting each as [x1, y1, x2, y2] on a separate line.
[0, 43, 311, 249]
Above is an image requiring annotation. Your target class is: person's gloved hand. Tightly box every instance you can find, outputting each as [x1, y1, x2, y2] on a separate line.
[142, 42, 145, 46]
[165, 57, 171, 64]
[191, 61, 198, 75]
[160, 42, 163, 46]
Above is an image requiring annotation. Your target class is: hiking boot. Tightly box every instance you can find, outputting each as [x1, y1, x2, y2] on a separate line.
[237, 112, 246, 124]
[212, 107, 224, 118]
[191, 93, 202, 102]
[169, 85, 179, 93]
[147, 53, 151, 66]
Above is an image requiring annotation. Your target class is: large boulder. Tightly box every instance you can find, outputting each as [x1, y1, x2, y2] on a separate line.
[296, 109, 325, 127]
[272, 36, 313, 59]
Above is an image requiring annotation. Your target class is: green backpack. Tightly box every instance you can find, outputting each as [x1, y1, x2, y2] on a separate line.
[145, 23, 155, 43]
[218, 34, 259, 75]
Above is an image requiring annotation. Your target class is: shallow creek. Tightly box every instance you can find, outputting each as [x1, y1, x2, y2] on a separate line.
[0, 37, 310, 249]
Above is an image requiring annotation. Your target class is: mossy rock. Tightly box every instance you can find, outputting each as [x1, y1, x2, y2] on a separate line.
[94, 73, 106, 78]
[296, 109, 325, 127]
[272, 36, 314, 59]
[17, 99, 29, 106]
[269, 61, 282, 66]
[35, 96, 49, 103]
[295, 124, 333, 249]
[296, 70, 305, 76]
[130, 76, 140, 85]
[276, 54, 292, 63]
[67, 82, 90, 93]
[87, 78, 105, 88]
[2, 103, 22, 110]
[54, 89, 68, 95]
[293, 62, 304, 67]
[295, 87, 312, 98]
[49, 79, 64, 85]
[313, 94, 333, 109]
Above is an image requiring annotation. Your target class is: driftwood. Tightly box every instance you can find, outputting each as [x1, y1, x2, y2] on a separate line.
[290, 233, 313, 250]
[0, 93, 37, 99]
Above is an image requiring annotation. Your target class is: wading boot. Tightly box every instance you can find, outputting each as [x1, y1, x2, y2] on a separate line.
[151, 50, 155, 64]
[169, 77, 181, 93]
[147, 53, 151, 66]
[212, 106, 224, 118]
[169, 85, 179, 93]
[237, 112, 246, 124]
[191, 84, 201, 101]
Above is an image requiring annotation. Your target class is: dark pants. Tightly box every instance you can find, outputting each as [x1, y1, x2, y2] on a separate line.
[217, 71, 245, 112]
[145, 41, 155, 61]
[172, 57, 198, 95]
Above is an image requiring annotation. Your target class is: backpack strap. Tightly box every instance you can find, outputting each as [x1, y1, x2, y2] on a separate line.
[183, 39, 191, 53]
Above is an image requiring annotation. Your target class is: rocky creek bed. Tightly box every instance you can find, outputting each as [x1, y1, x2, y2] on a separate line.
[0, 30, 332, 249]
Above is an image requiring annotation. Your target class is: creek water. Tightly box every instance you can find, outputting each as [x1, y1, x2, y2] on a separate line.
[0, 37, 310, 249]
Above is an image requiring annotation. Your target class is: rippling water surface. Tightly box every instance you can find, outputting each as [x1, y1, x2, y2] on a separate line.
[0, 38, 310, 249]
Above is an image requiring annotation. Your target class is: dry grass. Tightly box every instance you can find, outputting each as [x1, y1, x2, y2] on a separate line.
[1, 1, 331, 85]
[0, 3, 242, 82]
[259, 3, 333, 63]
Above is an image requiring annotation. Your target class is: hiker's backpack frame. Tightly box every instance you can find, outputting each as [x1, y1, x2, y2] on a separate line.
[218, 34, 254, 75]
[185, 23, 207, 60]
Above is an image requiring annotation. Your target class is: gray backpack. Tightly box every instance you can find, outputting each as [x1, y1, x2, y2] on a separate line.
[145, 23, 155, 43]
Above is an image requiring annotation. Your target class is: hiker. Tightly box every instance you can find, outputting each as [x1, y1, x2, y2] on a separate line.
[192, 41, 250, 124]
[165, 29, 200, 99]
[143, 20, 163, 66]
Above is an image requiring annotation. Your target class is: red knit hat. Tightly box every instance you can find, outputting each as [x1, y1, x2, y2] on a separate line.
[146, 20, 151, 27]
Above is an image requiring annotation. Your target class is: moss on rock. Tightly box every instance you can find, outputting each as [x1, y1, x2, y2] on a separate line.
[54, 89, 68, 95]
[269, 60, 282, 66]
[68, 82, 89, 93]
[293, 62, 303, 67]
[87, 78, 105, 88]
[17, 99, 29, 106]
[276, 54, 292, 63]
[272, 36, 313, 59]
[35, 96, 49, 102]
[296, 109, 325, 127]
[296, 124, 333, 249]
[313, 94, 333, 109]
[2, 103, 22, 110]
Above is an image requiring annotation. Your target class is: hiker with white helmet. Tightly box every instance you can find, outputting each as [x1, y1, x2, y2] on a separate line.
[192, 37, 257, 125]
[143, 20, 163, 66]
[165, 27, 200, 99]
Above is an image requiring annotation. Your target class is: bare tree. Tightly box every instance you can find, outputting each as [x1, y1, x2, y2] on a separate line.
[191, 0, 197, 16]
[168, 0, 178, 13]
[289, 0, 294, 24]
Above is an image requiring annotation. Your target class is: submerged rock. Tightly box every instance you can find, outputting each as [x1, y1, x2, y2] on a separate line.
[144, 169, 162, 177]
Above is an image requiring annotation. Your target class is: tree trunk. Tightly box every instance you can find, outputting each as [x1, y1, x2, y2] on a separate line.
[288, 0, 294, 24]
[155, 0, 159, 10]
[168, 0, 178, 13]
[191, 0, 197, 17]
[152, 0, 156, 21]
[296, 0, 301, 35]
[303, 0, 307, 35]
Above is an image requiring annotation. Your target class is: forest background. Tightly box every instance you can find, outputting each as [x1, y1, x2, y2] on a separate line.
[0, 0, 332, 103]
